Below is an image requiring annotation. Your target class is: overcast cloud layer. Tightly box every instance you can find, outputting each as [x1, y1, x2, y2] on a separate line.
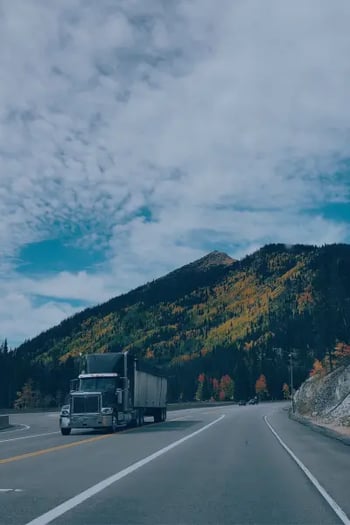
[1, 0, 350, 345]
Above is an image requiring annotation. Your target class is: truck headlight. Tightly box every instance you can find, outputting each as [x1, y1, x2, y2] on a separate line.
[101, 407, 113, 415]
[60, 405, 70, 417]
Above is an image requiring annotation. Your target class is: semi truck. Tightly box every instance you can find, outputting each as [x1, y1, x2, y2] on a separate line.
[59, 352, 167, 435]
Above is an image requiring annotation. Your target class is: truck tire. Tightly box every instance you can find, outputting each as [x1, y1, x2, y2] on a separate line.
[130, 410, 141, 428]
[137, 410, 144, 427]
[61, 427, 71, 435]
[161, 408, 167, 422]
[154, 409, 162, 423]
[134, 410, 143, 427]
[107, 416, 118, 433]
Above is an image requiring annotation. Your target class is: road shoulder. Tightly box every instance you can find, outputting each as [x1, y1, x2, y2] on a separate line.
[290, 411, 350, 446]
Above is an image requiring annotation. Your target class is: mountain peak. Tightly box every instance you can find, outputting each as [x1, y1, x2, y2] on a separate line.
[191, 251, 235, 270]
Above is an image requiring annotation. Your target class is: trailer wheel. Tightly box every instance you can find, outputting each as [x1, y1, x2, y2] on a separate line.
[138, 411, 144, 427]
[154, 409, 162, 423]
[61, 427, 71, 436]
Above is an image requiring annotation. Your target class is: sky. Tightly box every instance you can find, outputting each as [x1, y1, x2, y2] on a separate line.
[0, 0, 349, 347]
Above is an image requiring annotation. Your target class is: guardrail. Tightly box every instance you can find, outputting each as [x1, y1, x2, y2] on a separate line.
[0, 415, 9, 429]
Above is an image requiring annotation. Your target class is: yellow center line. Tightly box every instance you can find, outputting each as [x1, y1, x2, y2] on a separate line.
[0, 434, 113, 465]
[0, 420, 182, 466]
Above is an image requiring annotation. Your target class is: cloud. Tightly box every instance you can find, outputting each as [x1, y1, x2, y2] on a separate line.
[0, 0, 349, 344]
[0, 291, 79, 348]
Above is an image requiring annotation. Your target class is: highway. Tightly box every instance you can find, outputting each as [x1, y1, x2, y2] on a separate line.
[0, 403, 349, 525]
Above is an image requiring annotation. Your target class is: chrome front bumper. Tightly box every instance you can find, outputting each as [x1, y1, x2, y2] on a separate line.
[60, 414, 112, 429]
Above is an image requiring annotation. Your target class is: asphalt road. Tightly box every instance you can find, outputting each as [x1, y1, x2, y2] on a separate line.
[0, 403, 349, 525]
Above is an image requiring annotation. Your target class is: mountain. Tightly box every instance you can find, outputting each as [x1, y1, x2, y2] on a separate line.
[1, 243, 350, 408]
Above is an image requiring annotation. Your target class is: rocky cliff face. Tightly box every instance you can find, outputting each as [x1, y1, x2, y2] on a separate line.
[294, 365, 350, 426]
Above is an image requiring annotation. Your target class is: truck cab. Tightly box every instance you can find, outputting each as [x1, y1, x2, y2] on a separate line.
[60, 372, 125, 435]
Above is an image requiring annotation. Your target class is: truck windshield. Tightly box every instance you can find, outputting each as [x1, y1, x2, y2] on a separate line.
[79, 378, 116, 392]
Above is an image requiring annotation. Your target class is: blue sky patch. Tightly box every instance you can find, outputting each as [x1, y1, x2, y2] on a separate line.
[17, 238, 105, 275]
[318, 203, 350, 223]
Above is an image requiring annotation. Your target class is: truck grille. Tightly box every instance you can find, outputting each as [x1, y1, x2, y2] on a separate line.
[72, 395, 100, 414]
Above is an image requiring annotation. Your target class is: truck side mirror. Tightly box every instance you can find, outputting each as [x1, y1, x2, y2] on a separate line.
[116, 388, 123, 405]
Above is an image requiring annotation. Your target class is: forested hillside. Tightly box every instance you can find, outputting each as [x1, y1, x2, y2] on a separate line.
[1, 244, 350, 408]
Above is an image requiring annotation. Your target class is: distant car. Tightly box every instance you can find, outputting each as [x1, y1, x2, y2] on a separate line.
[238, 400, 246, 406]
[248, 397, 259, 405]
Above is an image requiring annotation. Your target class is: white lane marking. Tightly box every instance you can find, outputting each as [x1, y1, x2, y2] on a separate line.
[0, 431, 60, 444]
[0, 488, 23, 493]
[0, 423, 30, 434]
[25, 414, 225, 525]
[264, 416, 350, 525]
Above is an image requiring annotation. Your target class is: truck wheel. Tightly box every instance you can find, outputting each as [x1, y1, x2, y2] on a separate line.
[130, 411, 139, 428]
[154, 409, 162, 423]
[108, 416, 118, 433]
[134, 410, 143, 427]
[61, 427, 71, 436]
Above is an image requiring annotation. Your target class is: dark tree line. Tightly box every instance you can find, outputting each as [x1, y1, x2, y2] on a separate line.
[0, 341, 79, 409]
